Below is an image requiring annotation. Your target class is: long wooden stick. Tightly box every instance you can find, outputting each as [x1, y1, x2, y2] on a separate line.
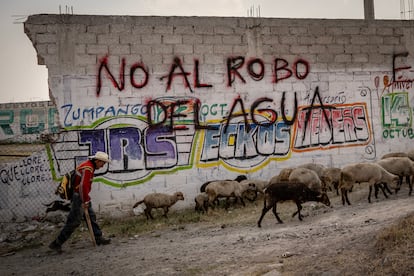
[84, 207, 97, 247]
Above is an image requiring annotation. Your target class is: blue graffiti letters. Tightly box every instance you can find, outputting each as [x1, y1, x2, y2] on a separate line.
[200, 121, 291, 162]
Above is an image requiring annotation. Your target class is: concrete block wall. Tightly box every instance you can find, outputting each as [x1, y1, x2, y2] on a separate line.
[13, 14, 414, 218]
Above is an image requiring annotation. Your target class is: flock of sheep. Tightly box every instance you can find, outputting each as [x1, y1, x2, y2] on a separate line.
[132, 150, 414, 226]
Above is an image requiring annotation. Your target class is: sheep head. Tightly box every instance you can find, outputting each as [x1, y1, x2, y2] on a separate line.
[318, 193, 331, 207]
[389, 175, 400, 190]
[175, 192, 185, 201]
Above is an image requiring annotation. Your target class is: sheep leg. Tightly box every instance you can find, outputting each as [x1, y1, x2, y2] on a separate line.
[378, 183, 389, 199]
[144, 207, 153, 220]
[272, 203, 283, 224]
[341, 188, 351, 205]
[257, 204, 273, 227]
[162, 207, 169, 218]
[373, 183, 389, 200]
[374, 184, 379, 199]
[334, 182, 339, 196]
[208, 195, 217, 210]
[394, 176, 403, 194]
[145, 207, 154, 219]
[407, 175, 413, 196]
[382, 183, 393, 195]
[238, 196, 246, 207]
[368, 185, 373, 203]
[292, 201, 303, 221]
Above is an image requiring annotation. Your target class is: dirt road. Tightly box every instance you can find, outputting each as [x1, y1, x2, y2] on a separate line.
[1, 183, 413, 275]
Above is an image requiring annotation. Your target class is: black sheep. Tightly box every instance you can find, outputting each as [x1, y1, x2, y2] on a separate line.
[43, 200, 71, 213]
[257, 181, 331, 227]
[199, 174, 247, 192]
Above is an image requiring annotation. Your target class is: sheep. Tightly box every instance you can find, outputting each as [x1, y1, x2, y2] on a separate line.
[205, 180, 257, 209]
[194, 192, 209, 213]
[376, 157, 414, 195]
[287, 167, 323, 192]
[298, 163, 326, 178]
[257, 181, 331, 227]
[39, 200, 71, 221]
[381, 150, 414, 162]
[339, 163, 399, 205]
[272, 167, 294, 182]
[297, 163, 330, 190]
[239, 179, 269, 195]
[132, 192, 184, 220]
[320, 167, 342, 195]
[43, 200, 71, 213]
[199, 174, 247, 192]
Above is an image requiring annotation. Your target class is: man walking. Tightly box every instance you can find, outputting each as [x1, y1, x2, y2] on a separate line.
[49, 151, 111, 253]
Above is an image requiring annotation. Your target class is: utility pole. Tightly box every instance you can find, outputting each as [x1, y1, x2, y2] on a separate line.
[364, 0, 375, 20]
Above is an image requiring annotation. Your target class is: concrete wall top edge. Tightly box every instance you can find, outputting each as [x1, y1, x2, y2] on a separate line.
[24, 14, 410, 27]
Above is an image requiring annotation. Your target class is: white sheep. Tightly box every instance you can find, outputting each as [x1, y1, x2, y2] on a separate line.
[339, 162, 399, 205]
[205, 180, 257, 209]
[132, 192, 184, 220]
[376, 157, 414, 195]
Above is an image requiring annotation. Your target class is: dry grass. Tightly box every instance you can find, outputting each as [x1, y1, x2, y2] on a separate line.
[100, 200, 264, 238]
[281, 212, 414, 276]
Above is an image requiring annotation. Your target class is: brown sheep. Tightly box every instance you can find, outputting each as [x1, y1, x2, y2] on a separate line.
[298, 163, 326, 178]
[272, 168, 294, 182]
[194, 192, 209, 213]
[205, 180, 257, 209]
[320, 167, 342, 195]
[257, 181, 331, 227]
[381, 150, 414, 162]
[288, 167, 322, 192]
[239, 179, 269, 195]
[133, 192, 184, 220]
[377, 157, 414, 195]
[381, 152, 408, 159]
[339, 163, 399, 205]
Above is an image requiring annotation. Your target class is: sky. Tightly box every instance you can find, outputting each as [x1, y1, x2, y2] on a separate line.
[0, 0, 403, 103]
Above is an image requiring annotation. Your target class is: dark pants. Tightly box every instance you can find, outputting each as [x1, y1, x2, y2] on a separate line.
[55, 193, 102, 245]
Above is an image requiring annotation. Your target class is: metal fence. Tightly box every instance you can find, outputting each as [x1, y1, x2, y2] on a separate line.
[0, 136, 70, 223]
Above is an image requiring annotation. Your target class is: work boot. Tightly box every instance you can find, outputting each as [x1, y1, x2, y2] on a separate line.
[48, 240, 62, 253]
[96, 236, 111, 245]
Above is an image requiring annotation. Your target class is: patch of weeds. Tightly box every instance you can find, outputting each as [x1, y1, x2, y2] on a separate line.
[375, 213, 414, 253]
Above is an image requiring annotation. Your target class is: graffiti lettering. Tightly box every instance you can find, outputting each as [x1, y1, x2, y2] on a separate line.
[200, 121, 291, 165]
[227, 57, 310, 86]
[224, 92, 297, 133]
[97, 55, 310, 94]
[0, 107, 58, 137]
[146, 98, 214, 130]
[383, 128, 414, 139]
[294, 104, 370, 149]
[274, 58, 309, 83]
[0, 110, 14, 135]
[199, 103, 229, 118]
[0, 155, 49, 185]
[393, 52, 410, 81]
[382, 92, 411, 128]
[61, 103, 147, 127]
[78, 125, 180, 172]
